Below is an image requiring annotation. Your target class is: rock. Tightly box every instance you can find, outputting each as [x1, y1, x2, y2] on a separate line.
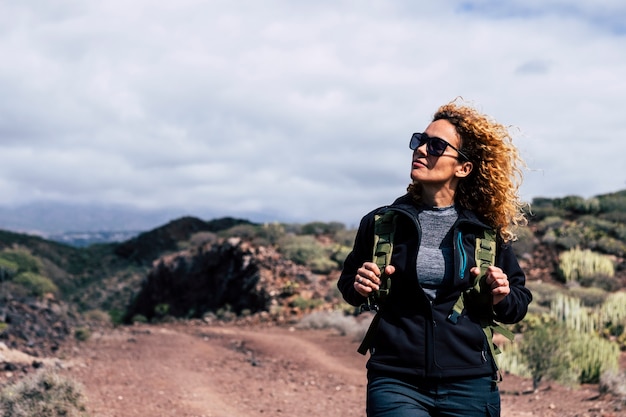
[123, 237, 330, 324]
[0, 297, 80, 358]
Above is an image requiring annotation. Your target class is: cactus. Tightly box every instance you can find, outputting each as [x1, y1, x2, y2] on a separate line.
[550, 293, 598, 334]
[558, 247, 614, 284]
[498, 343, 531, 379]
[569, 332, 620, 384]
[599, 291, 626, 326]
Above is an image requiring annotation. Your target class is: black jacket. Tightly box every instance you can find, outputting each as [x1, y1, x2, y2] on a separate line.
[338, 194, 532, 379]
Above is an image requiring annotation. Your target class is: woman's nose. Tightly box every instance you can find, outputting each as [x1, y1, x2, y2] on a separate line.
[415, 142, 428, 156]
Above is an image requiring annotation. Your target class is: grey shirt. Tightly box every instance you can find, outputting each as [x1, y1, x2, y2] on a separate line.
[416, 205, 458, 300]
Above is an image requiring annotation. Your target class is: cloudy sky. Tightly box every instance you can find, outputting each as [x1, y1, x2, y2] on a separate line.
[1, 0, 625, 226]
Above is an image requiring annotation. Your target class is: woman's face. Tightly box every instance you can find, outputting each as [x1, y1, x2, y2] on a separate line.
[410, 119, 468, 188]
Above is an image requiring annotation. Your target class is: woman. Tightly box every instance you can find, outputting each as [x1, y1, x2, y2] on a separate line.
[337, 100, 532, 417]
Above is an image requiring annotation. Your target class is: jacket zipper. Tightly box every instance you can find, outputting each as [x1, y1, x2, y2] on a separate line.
[456, 231, 467, 280]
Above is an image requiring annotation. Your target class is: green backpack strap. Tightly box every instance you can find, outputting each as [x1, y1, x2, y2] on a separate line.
[448, 229, 495, 323]
[369, 210, 397, 306]
[357, 210, 397, 355]
[447, 229, 514, 366]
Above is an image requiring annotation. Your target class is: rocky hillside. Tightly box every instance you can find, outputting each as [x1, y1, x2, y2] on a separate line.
[124, 237, 340, 324]
[1, 190, 626, 362]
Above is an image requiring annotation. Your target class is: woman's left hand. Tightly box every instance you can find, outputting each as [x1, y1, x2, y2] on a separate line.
[470, 265, 510, 305]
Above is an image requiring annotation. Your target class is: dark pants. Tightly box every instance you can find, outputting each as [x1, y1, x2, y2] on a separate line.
[367, 373, 500, 417]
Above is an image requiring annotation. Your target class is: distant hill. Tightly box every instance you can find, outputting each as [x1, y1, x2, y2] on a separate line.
[114, 216, 254, 264]
[0, 202, 197, 234]
[46, 230, 141, 247]
[0, 201, 281, 236]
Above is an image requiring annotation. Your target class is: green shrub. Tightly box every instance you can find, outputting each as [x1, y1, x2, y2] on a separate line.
[569, 331, 619, 384]
[187, 232, 218, 247]
[528, 198, 567, 221]
[600, 370, 626, 399]
[308, 257, 338, 274]
[301, 221, 345, 236]
[595, 236, 626, 257]
[297, 310, 355, 331]
[547, 293, 621, 384]
[220, 224, 261, 240]
[518, 320, 577, 390]
[131, 314, 148, 323]
[578, 274, 622, 292]
[524, 281, 565, 309]
[332, 228, 357, 248]
[0, 249, 43, 273]
[600, 211, 626, 224]
[554, 195, 600, 214]
[578, 215, 617, 233]
[536, 216, 565, 234]
[108, 309, 125, 325]
[568, 286, 607, 307]
[74, 327, 91, 342]
[280, 280, 299, 296]
[611, 223, 626, 241]
[330, 245, 352, 266]
[530, 197, 555, 208]
[13, 272, 58, 297]
[540, 228, 557, 245]
[289, 296, 324, 310]
[258, 222, 286, 245]
[296, 310, 373, 341]
[597, 192, 626, 213]
[505, 292, 623, 389]
[509, 311, 553, 334]
[83, 309, 111, 324]
[554, 223, 594, 249]
[0, 368, 89, 417]
[0, 258, 19, 281]
[154, 303, 170, 317]
[219, 222, 288, 247]
[604, 316, 626, 350]
[278, 235, 328, 266]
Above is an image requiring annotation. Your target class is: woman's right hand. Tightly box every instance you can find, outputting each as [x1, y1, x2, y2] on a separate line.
[354, 262, 395, 296]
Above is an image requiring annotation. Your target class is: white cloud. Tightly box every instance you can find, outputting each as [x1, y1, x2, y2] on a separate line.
[0, 0, 625, 226]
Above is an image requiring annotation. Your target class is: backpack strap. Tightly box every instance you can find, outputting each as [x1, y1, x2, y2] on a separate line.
[448, 229, 496, 323]
[447, 229, 514, 371]
[368, 210, 397, 308]
[357, 210, 397, 355]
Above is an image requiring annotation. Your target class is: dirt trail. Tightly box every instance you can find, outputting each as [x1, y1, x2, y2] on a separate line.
[64, 323, 625, 417]
[67, 323, 368, 417]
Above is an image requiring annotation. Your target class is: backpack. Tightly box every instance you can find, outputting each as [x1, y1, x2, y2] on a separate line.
[356, 210, 515, 371]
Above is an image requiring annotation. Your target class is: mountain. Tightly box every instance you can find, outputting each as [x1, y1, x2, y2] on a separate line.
[0, 202, 194, 234]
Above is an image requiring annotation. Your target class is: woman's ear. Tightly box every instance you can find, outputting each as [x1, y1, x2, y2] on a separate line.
[455, 161, 473, 178]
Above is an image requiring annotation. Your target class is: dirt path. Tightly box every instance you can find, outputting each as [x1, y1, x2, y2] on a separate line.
[64, 322, 625, 417]
[67, 323, 368, 417]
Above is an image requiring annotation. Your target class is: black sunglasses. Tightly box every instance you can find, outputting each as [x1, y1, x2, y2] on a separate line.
[409, 132, 470, 161]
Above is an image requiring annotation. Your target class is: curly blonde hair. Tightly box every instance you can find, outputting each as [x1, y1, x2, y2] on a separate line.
[408, 100, 527, 242]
